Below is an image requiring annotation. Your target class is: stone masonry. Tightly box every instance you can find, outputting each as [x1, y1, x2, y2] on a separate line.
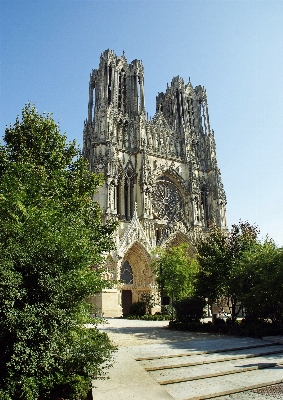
[83, 50, 227, 317]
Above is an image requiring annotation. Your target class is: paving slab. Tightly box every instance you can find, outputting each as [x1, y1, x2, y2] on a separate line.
[148, 352, 283, 383]
[92, 346, 173, 399]
[164, 367, 283, 400]
[92, 319, 283, 400]
[263, 335, 283, 345]
[138, 343, 283, 369]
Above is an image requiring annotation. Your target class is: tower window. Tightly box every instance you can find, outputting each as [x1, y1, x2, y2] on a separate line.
[201, 186, 209, 227]
[108, 66, 112, 105]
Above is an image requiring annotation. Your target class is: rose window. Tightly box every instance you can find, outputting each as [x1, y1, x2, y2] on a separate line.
[151, 177, 184, 223]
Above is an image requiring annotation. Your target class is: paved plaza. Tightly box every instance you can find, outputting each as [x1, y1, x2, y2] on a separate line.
[92, 319, 283, 400]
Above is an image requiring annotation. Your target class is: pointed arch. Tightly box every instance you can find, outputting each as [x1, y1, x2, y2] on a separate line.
[120, 260, 133, 284]
[121, 241, 153, 295]
[163, 231, 196, 257]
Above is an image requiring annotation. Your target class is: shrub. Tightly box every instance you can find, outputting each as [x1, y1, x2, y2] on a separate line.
[129, 302, 146, 317]
[124, 313, 171, 321]
[214, 317, 226, 326]
[169, 317, 283, 337]
[161, 304, 176, 318]
[174, 296, 206, 323]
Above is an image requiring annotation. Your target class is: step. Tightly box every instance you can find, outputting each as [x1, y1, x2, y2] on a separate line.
[131, 337, 271, 360]
[139, 344, 283, 371]
[135, 342, 278, 361]
[163, 366, 283, 400]
[149, 353, 283, 384]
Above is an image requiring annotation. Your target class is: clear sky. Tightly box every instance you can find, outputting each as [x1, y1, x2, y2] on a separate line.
[1, 0, 282, 246]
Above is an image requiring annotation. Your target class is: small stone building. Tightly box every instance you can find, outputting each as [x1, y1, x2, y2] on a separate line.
[83, 50, 227, 317]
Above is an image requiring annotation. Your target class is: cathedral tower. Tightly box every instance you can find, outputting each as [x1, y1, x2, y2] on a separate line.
[83, 50, 227, 317]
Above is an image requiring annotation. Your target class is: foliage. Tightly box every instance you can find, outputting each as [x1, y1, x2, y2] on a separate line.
[151, 244, 199, 301]
[195, 222, 259, 322]
[236, 240, 283, 323]
[169, 318, 283, 338]
[174, 296, 206, 323]
[125, 313, 171, 321]
[129, 301, 146, 317]
[125, 303, 173, 321]
[140, 293, 156, 314]
[161, 304, 176, 319]
[0, 105, 117, 399]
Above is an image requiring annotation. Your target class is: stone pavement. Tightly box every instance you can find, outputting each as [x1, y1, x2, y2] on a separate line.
[92, 319, 283, 400]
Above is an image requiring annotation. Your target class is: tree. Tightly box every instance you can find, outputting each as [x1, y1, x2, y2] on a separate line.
[237, 239, 283, 323]
[152, 244, 199, 302]
[0, 105, 117, 399]
[195, 222, 259, 322]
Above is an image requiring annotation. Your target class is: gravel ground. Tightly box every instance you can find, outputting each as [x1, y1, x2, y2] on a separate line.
[220, 384, 283, 400]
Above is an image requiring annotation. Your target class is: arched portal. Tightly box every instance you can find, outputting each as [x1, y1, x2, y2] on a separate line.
[120, 242, 157, 315]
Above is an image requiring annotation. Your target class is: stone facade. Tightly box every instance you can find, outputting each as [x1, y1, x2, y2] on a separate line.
[83, 50, 227, 317]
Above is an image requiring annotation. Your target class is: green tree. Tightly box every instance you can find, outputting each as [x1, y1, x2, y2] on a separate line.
[237, 239, 283, 323]
[152, 244, 199, 302]
[195, 222, 259, 322]
[0, 105, 117, 399]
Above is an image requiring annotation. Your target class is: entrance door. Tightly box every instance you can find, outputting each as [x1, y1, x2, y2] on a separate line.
[122, 290, 132, 316]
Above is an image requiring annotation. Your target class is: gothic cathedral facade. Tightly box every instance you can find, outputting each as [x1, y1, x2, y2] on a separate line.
[83, 50, 227, 317]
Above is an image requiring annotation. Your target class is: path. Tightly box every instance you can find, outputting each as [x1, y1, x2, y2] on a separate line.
[92, 319, 283, 399]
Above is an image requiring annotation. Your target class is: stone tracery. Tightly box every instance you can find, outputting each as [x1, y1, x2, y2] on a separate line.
[83, 50, 227, 317]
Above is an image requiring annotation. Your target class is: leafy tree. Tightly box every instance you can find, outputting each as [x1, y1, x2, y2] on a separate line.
[152, 244, 199, 302]
[0, 105, 117, 399]
[237, 239, 283, 324]
[195, 222, 259, 322]
[140, 293, 156, 314]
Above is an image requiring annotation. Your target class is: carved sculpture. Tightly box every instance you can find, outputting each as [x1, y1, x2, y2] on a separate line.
[83, 50, 227, 316]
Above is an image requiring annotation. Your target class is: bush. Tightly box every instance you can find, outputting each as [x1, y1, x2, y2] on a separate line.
[124, 313, 171, 321]
[214, 317, 226, 326]
[169, 318, 283, 337]
[174, 296, 206, 323]
[129, 302, 146, 317]
[161, 304, 176, 318]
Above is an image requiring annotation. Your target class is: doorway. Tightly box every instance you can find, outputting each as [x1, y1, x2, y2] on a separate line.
[122, 290, 132, 316]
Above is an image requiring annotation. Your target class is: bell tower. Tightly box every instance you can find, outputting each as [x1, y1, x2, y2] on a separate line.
[86, 49, 145, 123]
[83, 50, 147, 221]
[83, 50, 227, 317]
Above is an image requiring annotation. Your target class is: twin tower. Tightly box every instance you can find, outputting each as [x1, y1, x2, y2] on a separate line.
[83, 50, 227, 316]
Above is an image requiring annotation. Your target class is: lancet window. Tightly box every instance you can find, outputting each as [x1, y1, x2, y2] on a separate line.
[118, 69, 127, 111]
[107, 65, 112, 105]
[88, 83, 96, 122]
[187, 98, 195, 128]
[116, 169, 135, 221]
[199, 98, 210, 135]
[125, 170, 135, 220]
[201, 185, 209, 227]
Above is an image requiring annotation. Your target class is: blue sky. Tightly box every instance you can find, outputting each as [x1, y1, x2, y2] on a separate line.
[1, 0, 283, 246]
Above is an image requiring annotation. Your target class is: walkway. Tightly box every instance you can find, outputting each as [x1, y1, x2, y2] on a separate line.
[92, 319, 283, 400]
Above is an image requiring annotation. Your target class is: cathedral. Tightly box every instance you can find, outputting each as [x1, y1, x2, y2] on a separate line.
[83, 50, 227, 317]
